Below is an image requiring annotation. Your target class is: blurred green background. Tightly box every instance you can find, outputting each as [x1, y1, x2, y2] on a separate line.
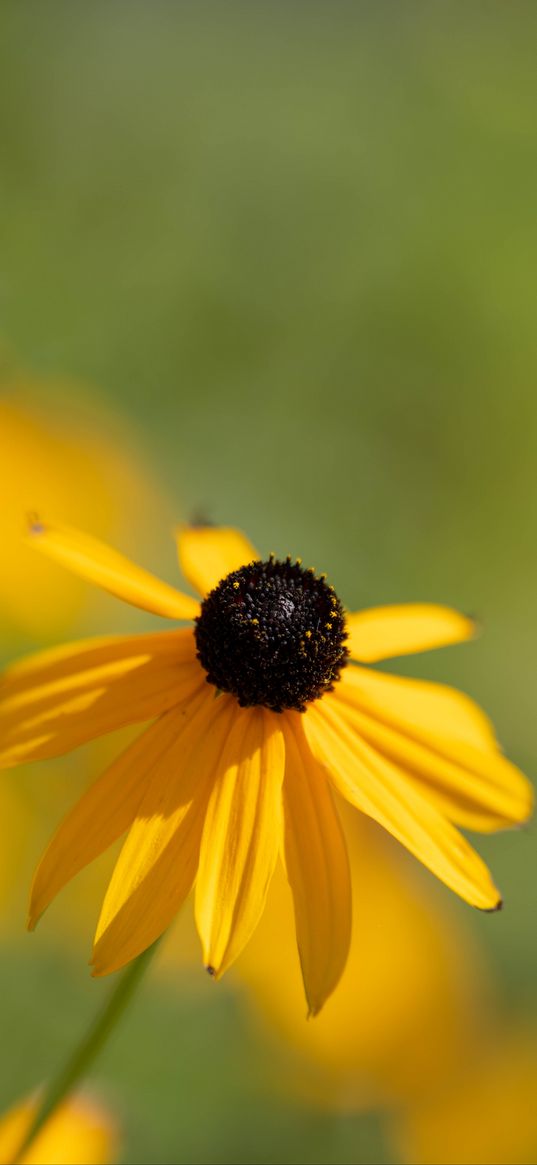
[1, 2, 536, 1162]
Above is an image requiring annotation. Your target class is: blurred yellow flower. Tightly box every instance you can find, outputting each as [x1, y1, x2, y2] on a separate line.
[0, 372, 171, 643]
[239, 810, 491, 1109]
[0, 1092, 118, 1165]
[240, 820, 537, 1165]
[0, 521, 532, 1013]
[395, 1027, 537, 1165]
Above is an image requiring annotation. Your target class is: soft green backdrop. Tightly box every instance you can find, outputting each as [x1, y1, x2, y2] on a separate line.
[0, 3, 536, 1162]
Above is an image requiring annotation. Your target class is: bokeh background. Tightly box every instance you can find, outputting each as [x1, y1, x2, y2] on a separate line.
[1, 2, 536, 1162]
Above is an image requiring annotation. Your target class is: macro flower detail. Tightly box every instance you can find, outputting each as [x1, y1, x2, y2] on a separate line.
[195, 555, 348, 711]
[0, 521, 533, 1015]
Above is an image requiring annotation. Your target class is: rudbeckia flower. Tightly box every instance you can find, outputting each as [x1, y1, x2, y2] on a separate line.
[0, 522, 532, 1014]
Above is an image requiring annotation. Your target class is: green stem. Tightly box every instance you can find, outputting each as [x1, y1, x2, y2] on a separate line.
[14, 940, 160, 1162]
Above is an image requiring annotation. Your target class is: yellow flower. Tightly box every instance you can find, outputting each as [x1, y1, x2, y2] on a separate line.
[238, 811, 491, 1109]
[0, 522, 532, 1013]
[0, 1092, 118, 1165]
[0, 376, 172, 642]
[394, 1026, 537, 1165]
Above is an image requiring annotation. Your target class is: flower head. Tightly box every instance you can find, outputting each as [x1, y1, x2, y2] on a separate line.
[0, 521, 532, 1013]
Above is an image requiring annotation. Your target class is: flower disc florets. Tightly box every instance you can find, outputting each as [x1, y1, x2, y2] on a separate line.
[195, 556, 349, 712]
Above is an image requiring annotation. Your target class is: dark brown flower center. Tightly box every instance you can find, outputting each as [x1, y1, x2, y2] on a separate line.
[194, 556, 348, 712]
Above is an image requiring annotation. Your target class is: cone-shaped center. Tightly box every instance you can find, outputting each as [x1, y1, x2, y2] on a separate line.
[195, 556, 348, 712]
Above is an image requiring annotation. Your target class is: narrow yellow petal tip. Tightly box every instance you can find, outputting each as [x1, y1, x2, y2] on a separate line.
[305, 990, 331, 1019]
[482, 897, 503, 914]
[89, 949, 115, 978]
[27, 886, 48, 931]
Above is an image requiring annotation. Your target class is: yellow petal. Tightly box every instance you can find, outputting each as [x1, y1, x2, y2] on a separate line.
[281, 714, 352, 1016]
[92, 690, 237, 975]
[346, 604, 476, 663]
[0, 1093, 118, 1165]
[27, 519, 199, 619]
[29, 705, 197, 928]
[1, 628, 196, 692]
[304, 698, 501, 910]
[176, 524, 259, 597]
[335, 668, 533, 831]
[195, 707, 284, 977]
[0, 630, 200, 767]
[340, 664, 497, 750]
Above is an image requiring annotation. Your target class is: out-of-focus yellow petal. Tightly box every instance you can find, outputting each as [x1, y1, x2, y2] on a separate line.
[346, 604, 475, 663]
[27, 519, 199, 620]
[304, 698, 501, 910]
[334, 669, 533, 831]
[0, 1092, 118, 1165]
[195, 707, 284, 978]
[396, 1028, 537, 1165]
[0, 631, 199, 768]
[28, 702, 204, 929]
[176, 524, 259, 597]
[281, 715, 351, 1016]
[91, 690, 237, 975]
